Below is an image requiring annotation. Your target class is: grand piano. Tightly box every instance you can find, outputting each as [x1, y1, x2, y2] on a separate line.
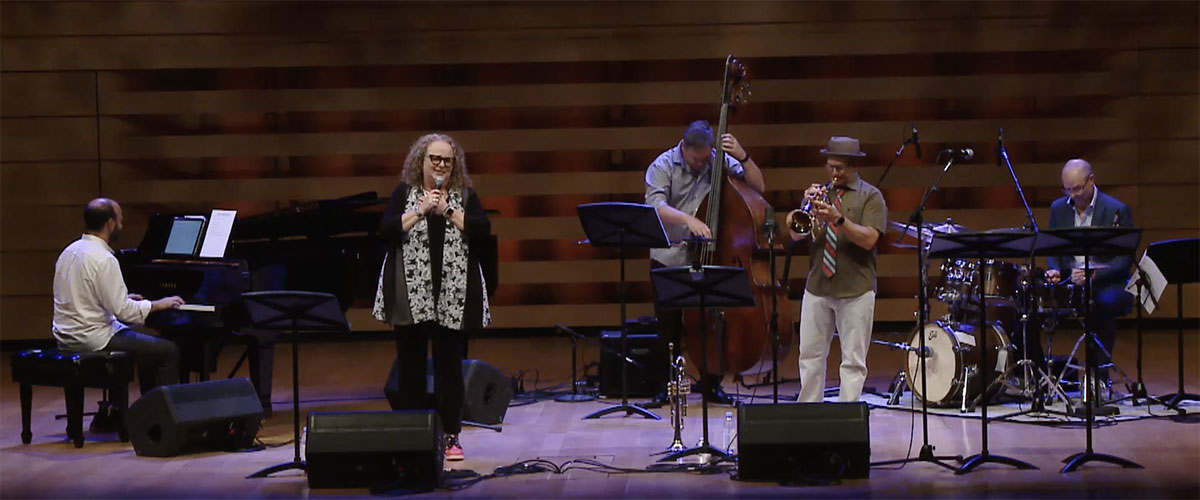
[119, 191, 499, 413]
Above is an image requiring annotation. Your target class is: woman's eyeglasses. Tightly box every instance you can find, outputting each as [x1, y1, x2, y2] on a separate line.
[428, 154, 456, 166]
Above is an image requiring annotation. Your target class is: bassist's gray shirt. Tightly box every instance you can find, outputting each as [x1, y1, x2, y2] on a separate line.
[644, 141, 745, 267]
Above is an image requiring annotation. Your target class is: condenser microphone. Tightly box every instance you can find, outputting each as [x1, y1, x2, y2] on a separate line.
[911, 124, 922, 159]
[943, 148, 974, 160]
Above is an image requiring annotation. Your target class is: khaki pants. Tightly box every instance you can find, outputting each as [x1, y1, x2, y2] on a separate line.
[797, 290, 876, 403]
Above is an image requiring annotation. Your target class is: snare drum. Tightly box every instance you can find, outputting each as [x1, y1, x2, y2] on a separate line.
[1036, 282, 1087, 317]
[905, 321, 1011, 408]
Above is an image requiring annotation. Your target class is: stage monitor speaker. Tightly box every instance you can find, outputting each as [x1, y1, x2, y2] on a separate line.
[737, 402, 871, 481]
[124, 378, 263, 457]
[599, 330, 663, 398]
[383, 358, 514, 425]
[462, 359, 513, 425]
[305, 410, 442, 491]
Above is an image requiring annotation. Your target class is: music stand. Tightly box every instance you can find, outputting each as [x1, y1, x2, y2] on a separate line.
[650, 265, 755, 462]
[1036, 227, 1143, 473]
[1147, 238, 1200, 409]
[577, 202, 670, 420]
[243, 291, 349, 479]
[929, 230, 1039, 474]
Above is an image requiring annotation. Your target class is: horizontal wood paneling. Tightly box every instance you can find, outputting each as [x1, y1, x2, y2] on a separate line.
[96, 73, 1122, 114]
[18, 1, 1197, 37]
[97, 119, 1131, 159]
[5, 21, 1199, 71]
[0, 162, 98, 206]
[0, 117, 97, 162]
[0, 71, 95, 117]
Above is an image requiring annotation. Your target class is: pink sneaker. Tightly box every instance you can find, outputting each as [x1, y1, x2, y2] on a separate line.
[444, 435, 464, 462]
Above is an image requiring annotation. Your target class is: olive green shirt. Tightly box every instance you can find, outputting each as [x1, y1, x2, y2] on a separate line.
[805, 175, 888, 298]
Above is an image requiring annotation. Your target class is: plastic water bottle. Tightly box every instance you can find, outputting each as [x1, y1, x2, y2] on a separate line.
[722, 411, 735, 454]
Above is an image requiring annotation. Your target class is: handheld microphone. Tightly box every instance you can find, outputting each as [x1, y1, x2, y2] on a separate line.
[911, 124, 922, 159]
[942, 148, 974, 160]
[434, 176, 445, 189]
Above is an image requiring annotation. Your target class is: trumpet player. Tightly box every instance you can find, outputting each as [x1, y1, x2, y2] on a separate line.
[791, 136, 888, 403]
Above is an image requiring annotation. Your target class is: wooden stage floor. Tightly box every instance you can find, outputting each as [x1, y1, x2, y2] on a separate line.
[2, 328, 1198, 499]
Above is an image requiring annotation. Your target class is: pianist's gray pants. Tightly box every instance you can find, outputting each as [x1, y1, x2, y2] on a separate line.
[104, 328, 181, 397]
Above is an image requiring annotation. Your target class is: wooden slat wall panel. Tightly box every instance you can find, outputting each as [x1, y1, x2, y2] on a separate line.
[96, 73, 1122, 114]
[0, 117, 97, 162]
[2, 1, 1197, 340]
[6, 20, 1200, 71]
[0, 72, 96, 117]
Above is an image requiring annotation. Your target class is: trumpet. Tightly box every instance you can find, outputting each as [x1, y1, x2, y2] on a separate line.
[666, 342, 689, 453]
[786, 182, 833, 234]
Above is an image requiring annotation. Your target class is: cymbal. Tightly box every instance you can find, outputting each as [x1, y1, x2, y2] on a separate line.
[929, 219, 969, 234]
[888, 218, 970, 239]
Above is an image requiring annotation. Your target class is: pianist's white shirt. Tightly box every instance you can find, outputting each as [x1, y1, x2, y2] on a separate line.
[52, 234, 151, 351]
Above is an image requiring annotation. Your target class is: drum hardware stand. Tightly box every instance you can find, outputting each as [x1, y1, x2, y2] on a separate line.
[871, 149, 964, 472]
[979, 304, 1076, 421]
[1053, 322, 1120, 418]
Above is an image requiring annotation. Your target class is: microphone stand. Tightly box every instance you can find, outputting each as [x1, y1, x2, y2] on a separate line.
[872, 152, 963, 472]
[997, 130, 1038, 233]
[762, 208, 783, 403]
[876, 127, 914, 186]
[554, 324, 597, 403]
[995, 131, 1063, 417]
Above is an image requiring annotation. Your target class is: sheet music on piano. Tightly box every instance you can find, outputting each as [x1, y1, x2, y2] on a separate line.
[199, 209, 237, 258]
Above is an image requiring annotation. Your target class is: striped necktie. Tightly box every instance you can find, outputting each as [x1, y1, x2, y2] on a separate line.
[821, 187, 844, 278]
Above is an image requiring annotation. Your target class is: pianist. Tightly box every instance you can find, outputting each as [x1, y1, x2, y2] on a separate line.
[376, 134, 492, 462]
[52, 198, 186, 403]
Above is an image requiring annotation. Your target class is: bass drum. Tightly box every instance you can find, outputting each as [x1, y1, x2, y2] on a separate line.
[905, 321, 1011, 408]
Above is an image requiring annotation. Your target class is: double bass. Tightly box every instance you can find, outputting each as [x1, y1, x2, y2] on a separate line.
[683, 56, 795, 377]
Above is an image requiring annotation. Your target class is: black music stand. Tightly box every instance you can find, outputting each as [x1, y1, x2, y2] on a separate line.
[244, 291, 349, 479]
[929, 230, 1039, 474]
[1036, 228, 1143, 473]
[650, 265, 755, 462]
[577, 202, 669, 420]
[1148, 238, 1200, 409]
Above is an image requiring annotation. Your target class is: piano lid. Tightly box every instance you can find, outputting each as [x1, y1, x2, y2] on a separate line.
[232, 191, 385, 242]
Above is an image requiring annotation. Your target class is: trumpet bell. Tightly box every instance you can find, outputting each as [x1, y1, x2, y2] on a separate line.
[786, 209, 815, 234]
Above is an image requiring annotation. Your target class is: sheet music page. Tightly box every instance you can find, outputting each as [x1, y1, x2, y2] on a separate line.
[198, 209, 237, 258]
[1126, 252, 1167, 314]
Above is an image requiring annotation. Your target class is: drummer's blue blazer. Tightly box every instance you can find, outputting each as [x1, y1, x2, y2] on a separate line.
[1046, 190, 1134, 291]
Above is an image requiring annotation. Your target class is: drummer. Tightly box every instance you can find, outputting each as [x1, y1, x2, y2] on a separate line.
[1044, 159, 1134, 394]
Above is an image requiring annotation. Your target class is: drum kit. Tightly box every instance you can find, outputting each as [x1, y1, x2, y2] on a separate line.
[886, 220, 1100, 413]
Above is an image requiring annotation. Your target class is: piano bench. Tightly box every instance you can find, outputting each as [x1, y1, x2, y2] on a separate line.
[11, 349, 134, 448]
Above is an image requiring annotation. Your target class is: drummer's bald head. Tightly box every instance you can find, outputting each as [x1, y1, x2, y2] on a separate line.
[1062, 159, 1093, 178]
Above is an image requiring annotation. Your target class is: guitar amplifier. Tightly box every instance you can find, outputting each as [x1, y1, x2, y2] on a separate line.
[599, 329, 664, 398]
